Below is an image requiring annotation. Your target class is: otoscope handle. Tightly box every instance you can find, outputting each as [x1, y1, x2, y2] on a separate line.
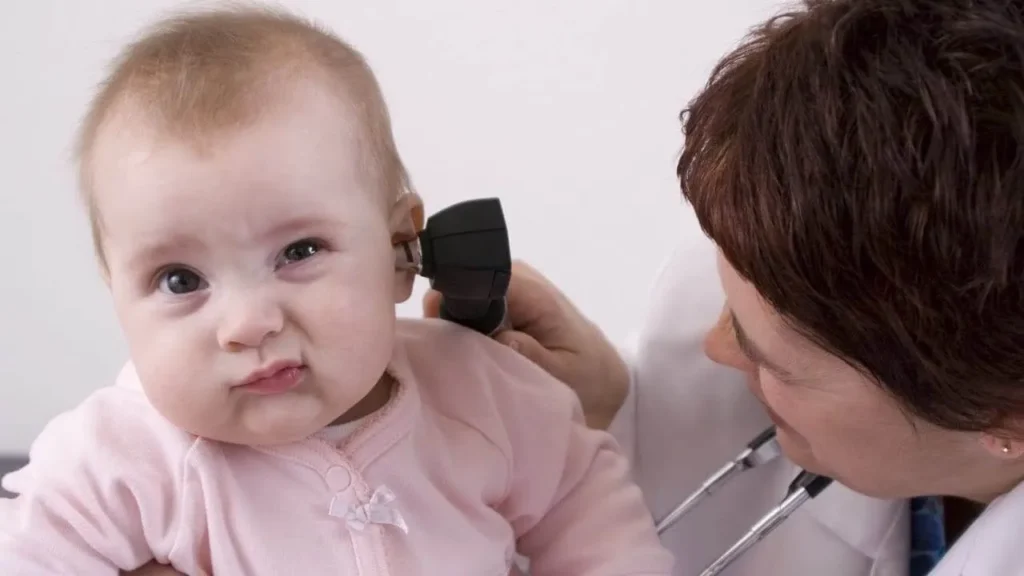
[440, 297, 508, 335]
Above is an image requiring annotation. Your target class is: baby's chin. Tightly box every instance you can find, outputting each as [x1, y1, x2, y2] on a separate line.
[164, 394, 350, 447]
[192, 423, 324, 447]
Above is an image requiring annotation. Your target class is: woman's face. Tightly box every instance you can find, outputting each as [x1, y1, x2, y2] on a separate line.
[705, 251, 1020, 501]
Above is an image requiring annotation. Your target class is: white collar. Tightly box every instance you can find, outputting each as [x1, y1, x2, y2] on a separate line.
[932, 479, 1024, 575]
[796, 463, 909, 565]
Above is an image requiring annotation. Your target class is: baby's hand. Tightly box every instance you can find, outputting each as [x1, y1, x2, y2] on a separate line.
[121, 561, 184, 576]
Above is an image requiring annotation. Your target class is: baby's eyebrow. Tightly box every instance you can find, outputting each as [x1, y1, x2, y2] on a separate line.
[124, 235, 202, 271]
[122, 215, 338, 270]
[263, 215, 336, 239]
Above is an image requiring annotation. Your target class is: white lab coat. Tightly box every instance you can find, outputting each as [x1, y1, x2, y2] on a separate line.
[929, 479, 1024, 575]
[607, 238, 910, 576]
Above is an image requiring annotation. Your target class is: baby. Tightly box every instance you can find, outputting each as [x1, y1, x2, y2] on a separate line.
[0, 5, 673, 576]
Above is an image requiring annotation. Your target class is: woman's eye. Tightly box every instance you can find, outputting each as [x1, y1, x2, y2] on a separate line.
[158, 268, 206, 295]
[279, 239, 324, 266]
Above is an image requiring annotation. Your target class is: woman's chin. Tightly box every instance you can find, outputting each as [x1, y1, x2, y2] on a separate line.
[774, 431, 901, 498]
[775, 426, 827, 474]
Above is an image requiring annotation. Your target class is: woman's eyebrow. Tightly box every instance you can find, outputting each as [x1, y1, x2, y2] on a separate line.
[729, 311, 796, 379]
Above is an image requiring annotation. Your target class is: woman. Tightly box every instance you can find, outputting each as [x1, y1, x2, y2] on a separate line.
[446, 2, 1019, 576]
[479, 0, 1024, 574]
[130, 0, 1024, 574]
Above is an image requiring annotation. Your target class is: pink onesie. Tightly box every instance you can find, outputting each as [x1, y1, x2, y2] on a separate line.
[0, 318, 673, 575]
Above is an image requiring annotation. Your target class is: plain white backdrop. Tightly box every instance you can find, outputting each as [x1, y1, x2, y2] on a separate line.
[0, 0, 787, 453]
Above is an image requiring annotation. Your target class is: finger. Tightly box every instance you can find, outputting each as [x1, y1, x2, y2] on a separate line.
[494, 329, 563, 376]
[502, 260, 565, 332]
[422, 289, 442, 318]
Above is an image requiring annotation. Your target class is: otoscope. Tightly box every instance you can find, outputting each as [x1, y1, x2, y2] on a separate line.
[396, 197, 512, 335]
[655, 426, 834, 576]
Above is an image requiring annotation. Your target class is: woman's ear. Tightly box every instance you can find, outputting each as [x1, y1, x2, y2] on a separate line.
[390, 192, 425, 303]
[980, 429, 1024, 460]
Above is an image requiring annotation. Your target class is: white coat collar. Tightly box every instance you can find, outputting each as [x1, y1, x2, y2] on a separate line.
[805, 476, 909, 566]
[788, 461, 910, 574]
[929, 479, 1024, 576]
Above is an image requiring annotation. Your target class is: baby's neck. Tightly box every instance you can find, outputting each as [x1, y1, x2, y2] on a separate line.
[328, 371, 395, 427]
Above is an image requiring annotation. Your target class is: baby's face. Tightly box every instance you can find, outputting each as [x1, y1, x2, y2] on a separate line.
[91, 82, 400, 445]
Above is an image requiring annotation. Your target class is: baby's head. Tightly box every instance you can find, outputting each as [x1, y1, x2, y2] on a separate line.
[77, 5, 424, 445]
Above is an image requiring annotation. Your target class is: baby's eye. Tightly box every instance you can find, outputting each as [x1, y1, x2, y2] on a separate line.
[158, 268, 207, 295]
[278, 238, 324, 267]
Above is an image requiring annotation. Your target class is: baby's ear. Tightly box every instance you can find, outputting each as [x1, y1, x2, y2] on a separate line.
[390, 193, 424, 304]
[389, 192, 424, 240]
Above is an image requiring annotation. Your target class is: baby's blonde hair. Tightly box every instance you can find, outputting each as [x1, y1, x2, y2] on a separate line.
[76, 3, 412, 271]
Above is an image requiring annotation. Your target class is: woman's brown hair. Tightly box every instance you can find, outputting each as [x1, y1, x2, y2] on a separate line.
[679, 0, 1024, 431]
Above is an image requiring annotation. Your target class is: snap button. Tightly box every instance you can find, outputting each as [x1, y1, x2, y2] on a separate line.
[326, 466, 352, 491]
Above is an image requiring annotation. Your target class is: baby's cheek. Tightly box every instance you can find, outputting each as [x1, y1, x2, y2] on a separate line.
[317, 299, 395, 366]
[308, 271, 394, 333]
[138, 360, 192, 425]
[133, 330, 217, 431]
[311, 293, 395, 373]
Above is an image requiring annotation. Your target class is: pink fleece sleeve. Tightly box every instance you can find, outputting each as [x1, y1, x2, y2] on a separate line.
[488, 351, 674, 575]
[0, 387, 192, 575]
[608, 342, 640, 470]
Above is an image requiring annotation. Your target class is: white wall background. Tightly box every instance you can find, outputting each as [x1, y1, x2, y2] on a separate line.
[0, 0, 786, 453]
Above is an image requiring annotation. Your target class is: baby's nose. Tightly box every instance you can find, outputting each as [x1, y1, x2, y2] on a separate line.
[217, 293, 284, 351]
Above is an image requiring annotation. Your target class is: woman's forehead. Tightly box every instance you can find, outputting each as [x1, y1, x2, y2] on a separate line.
[717, 252, 847, 383]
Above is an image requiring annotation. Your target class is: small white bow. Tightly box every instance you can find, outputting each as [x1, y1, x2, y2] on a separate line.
[329, 485, 409, 534]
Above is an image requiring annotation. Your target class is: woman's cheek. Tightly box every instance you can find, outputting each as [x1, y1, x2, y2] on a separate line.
[758, 369, 793, 414]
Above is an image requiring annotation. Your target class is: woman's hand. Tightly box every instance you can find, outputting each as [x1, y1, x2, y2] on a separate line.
[121, 562, 183, 576]
[423, 260, 629, 429]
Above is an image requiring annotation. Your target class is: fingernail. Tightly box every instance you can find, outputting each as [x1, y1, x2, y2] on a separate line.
[508, 339, 520, 351]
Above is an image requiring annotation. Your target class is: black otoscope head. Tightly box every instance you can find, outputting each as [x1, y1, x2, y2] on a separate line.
[416, 198, 512, 335]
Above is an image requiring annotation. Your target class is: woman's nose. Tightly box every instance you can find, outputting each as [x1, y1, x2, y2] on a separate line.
[217, 291, 284, 351]
[704, 306, 755, 372]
